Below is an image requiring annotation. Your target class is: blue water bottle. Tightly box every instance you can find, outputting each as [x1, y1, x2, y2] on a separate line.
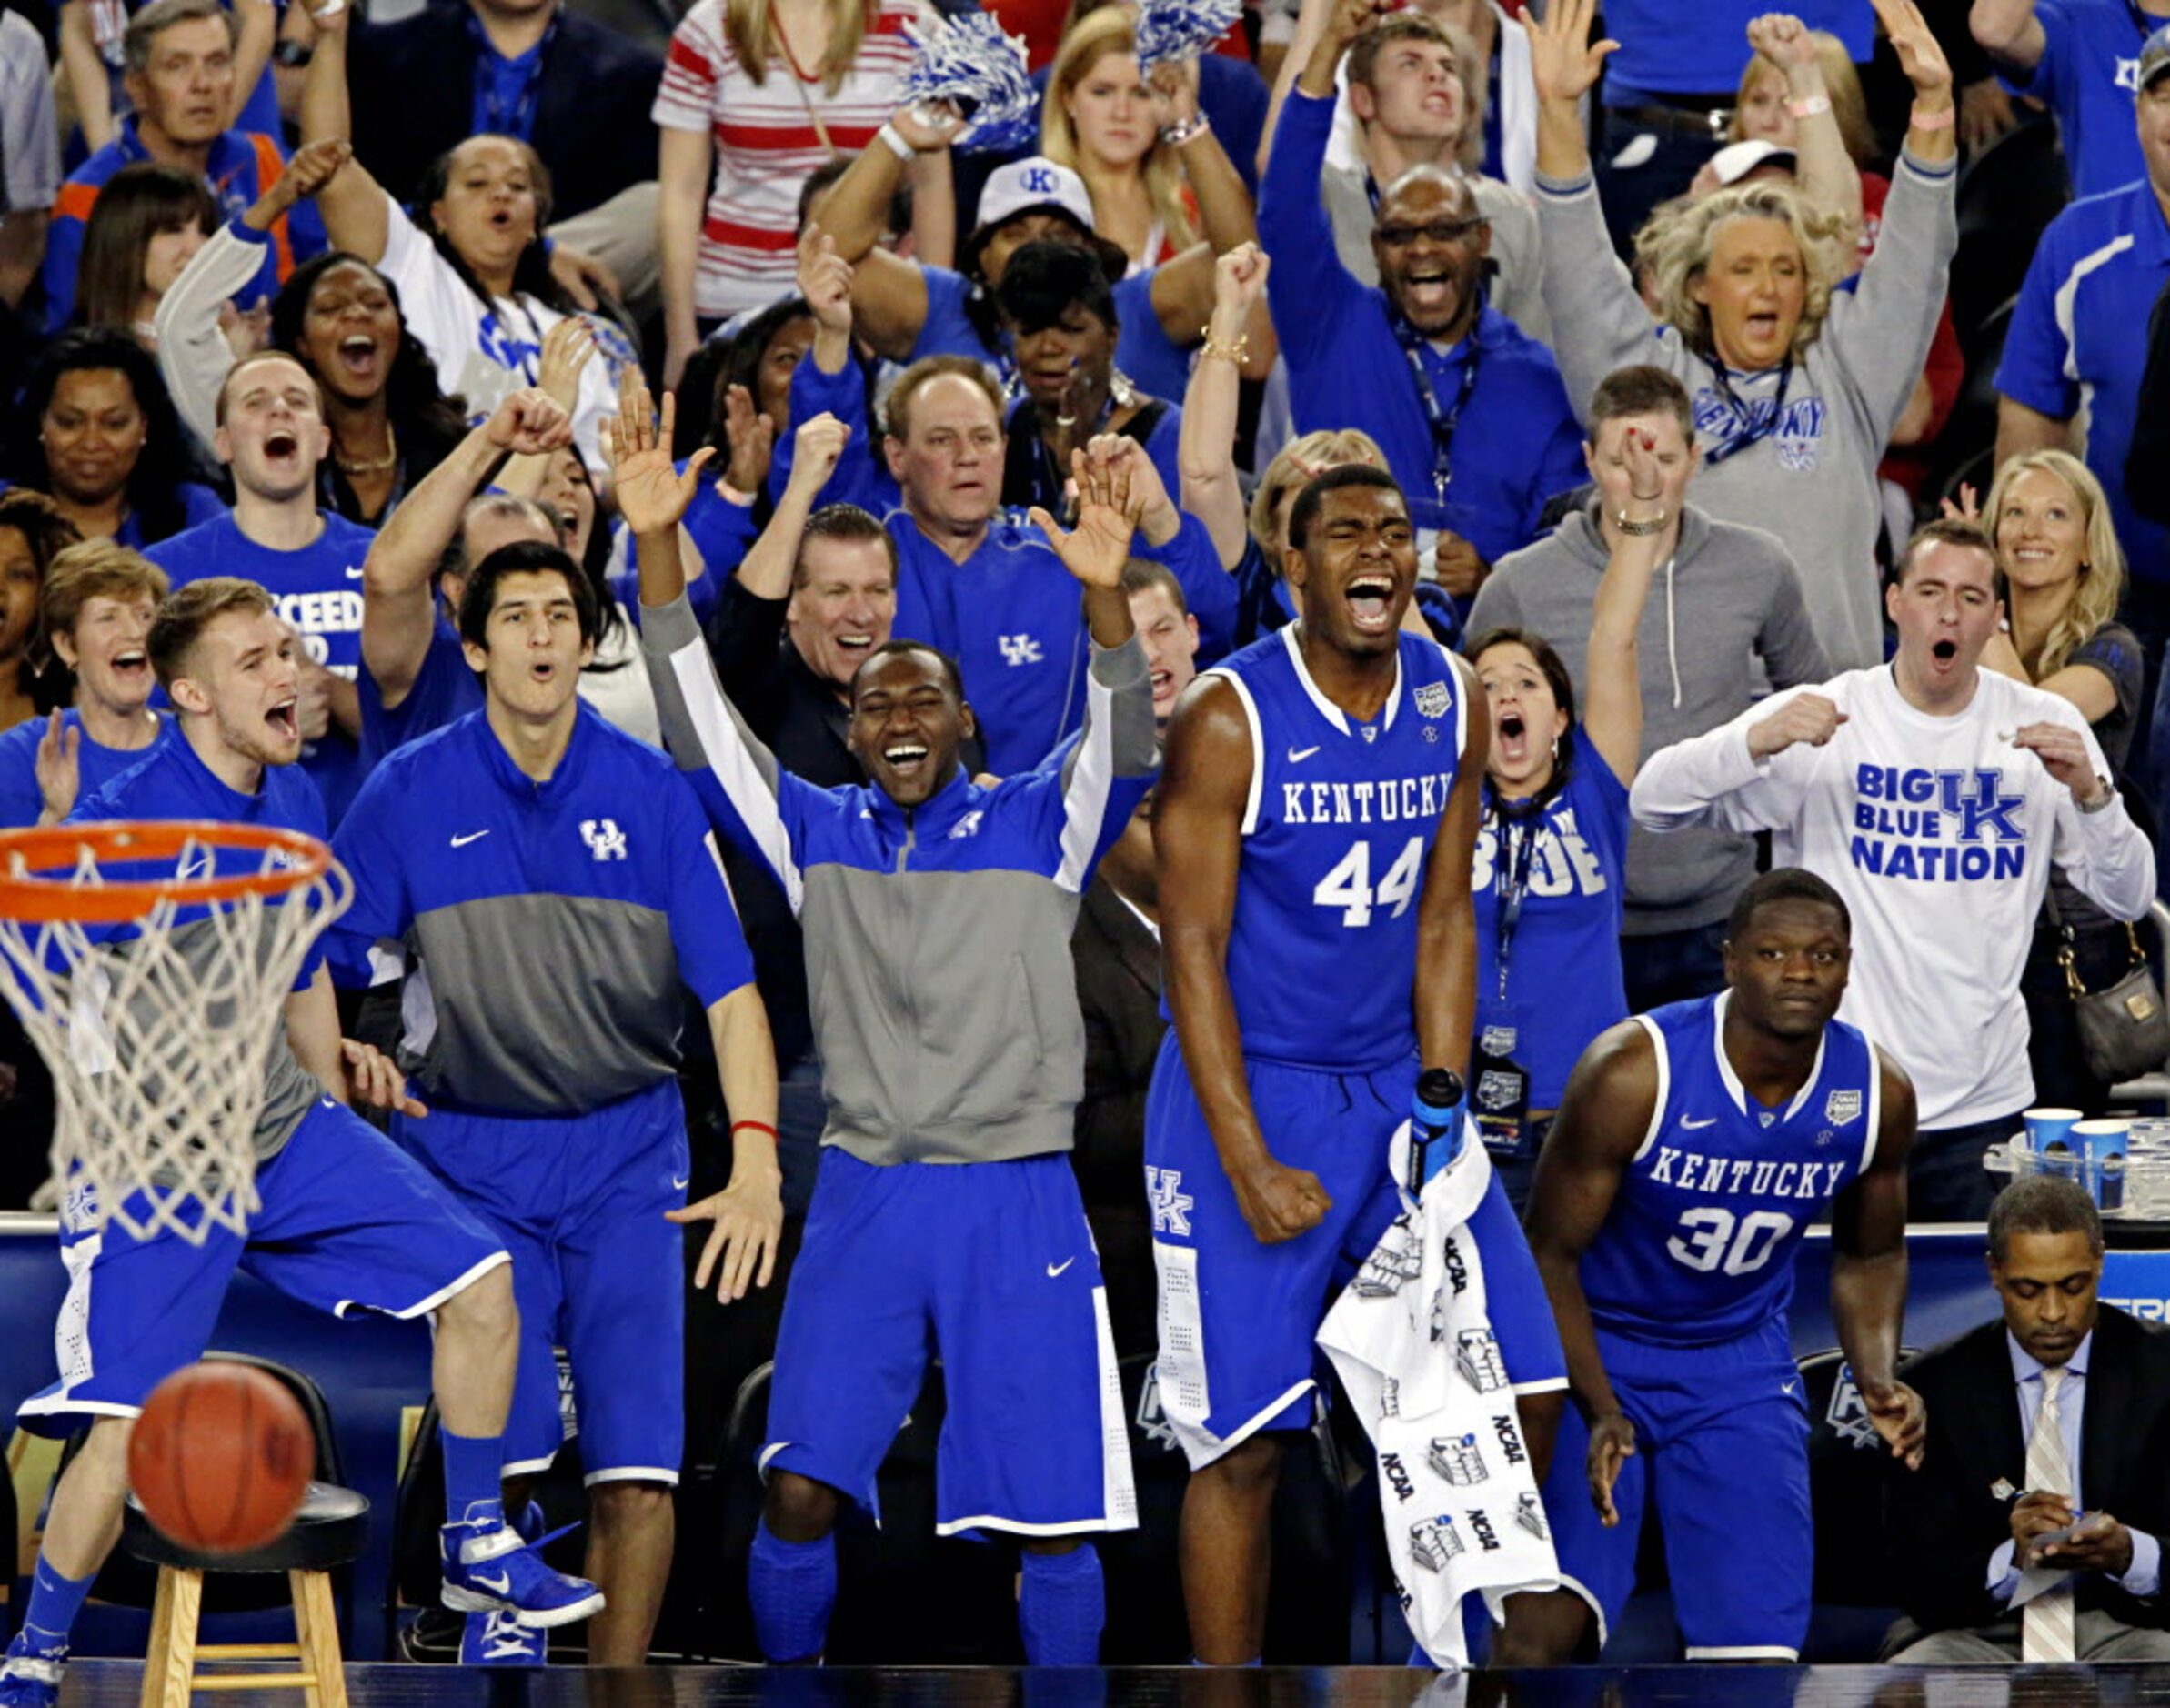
[1408, 1068, 1466, 1193]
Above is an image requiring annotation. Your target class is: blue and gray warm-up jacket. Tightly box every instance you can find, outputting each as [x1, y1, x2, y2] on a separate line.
[640, 591, 1158, 1166]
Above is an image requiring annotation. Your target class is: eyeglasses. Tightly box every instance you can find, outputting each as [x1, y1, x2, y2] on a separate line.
[1374, 216, 1487, 248]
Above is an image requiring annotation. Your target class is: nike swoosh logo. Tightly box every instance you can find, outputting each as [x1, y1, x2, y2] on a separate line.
[473, 1571, 511, 1593]
[451, 830, 491, 848]
[1680, 1114, 1717, 1130]
[671, 1175, 689, 1191]
[344, 565, 364, 579]
[1047, 1258, 1075, 1278]
[1287, 745, 1321, 763]
[1781, 1381, 1799, 1396]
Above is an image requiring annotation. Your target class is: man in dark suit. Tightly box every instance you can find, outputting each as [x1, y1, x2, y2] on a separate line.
[343, 0, 661, 300]
[1884, 1176, 2170, 1663]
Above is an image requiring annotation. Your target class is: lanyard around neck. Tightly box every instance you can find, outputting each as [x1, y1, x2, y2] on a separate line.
[1391, 310, 1482, 507]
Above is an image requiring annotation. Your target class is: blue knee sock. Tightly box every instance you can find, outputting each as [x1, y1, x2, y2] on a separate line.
[439, 1429, 505, 1532]
[749, 1520, 835, 1663]
[1019, 1545, 1103, 1666]
[17, 1554, 95, 1652]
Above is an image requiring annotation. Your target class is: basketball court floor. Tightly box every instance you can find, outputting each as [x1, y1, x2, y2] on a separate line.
[47, 1662, 2166, 1708]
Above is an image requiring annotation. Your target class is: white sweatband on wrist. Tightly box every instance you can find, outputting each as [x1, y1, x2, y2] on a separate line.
[878, 124, 914, 163]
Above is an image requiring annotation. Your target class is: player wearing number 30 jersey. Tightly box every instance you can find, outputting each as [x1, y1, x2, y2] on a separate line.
[1517, 869, 1921, 1664]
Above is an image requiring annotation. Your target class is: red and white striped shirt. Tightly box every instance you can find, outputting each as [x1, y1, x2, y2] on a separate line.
[653, 0, 920, 318]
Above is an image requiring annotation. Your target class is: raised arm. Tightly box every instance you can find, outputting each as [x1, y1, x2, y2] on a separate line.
[156, 141, 351, 444]
[1746, 15, 1864, 256]
[735, 412, 850, 601]
[1414, 656, 1488, 1078]
[1629, 688, 1833, 836]
[1828, 1049, 1924, 1468]
[1522, 1021, 1658, 1523]
[804, 102, 958, 362]
[1151, 59, 1257, 258]
[1969, 0, 2044, 76]
[58, 0, 115, 152]
[1581, 434, 1667, 785]
[297, 0, 388, 266]
[360, 389, 568, 703]
[1258, 0, 1371, 371]
[1528, 0, 1611, 183]
[230, 0, 277, 131]
[1180, 245, 1268, 568]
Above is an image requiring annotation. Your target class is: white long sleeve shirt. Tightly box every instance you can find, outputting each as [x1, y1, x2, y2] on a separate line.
[1631, 665, 2155, 1131]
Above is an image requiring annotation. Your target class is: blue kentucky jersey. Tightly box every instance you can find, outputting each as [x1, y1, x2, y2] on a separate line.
[1580, 992, 1881, 1348]
[1208, 624, 1466, 1071]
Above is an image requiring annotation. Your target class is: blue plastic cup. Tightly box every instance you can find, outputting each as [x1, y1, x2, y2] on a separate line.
[2024, 1108, 2084, 1154]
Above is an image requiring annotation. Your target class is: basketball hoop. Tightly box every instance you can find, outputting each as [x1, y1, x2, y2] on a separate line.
[0, 821, 353, 1246]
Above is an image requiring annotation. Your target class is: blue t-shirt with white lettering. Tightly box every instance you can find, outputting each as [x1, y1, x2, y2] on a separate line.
[1995, 179, 2170, 586]
[1999, 0, 2154, 200]
[1472, 753, 1630, 1110]
[1602, 0, 1872, 101]
[1579, 992, 1880, 1347]
[147, 511, 377, 823]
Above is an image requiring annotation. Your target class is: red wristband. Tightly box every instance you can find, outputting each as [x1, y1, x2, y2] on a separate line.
[731, 1120, 779, 1140]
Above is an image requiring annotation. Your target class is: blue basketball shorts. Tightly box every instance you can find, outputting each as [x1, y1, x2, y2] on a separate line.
[393, 1077, 689, 1485]
[17, 1097, 508, 1437]
[762, 1148, 1137, 1541]
[1142, 1035, 1567, 1470]
[1541, 1314, 1811, 1660]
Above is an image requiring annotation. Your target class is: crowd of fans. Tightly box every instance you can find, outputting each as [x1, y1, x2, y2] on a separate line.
[2, 0, 2170, 1672]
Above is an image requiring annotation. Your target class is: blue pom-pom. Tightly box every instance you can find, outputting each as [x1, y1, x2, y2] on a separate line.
[903, 13, 1038, 156]
[1134, 0, 1241, 68]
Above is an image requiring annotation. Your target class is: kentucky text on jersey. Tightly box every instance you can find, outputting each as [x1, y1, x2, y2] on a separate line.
[1280, 770, 1459, 826]
[1848, 764, 2028, 883]
[1643, 1149, 1852, 1201]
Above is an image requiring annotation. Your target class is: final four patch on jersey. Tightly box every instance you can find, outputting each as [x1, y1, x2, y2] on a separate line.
[1414, 681, 1451, 719]
[1824, 1090, 1863, 1126]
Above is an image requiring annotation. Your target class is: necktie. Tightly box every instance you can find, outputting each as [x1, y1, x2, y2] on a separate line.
[2021, 1366, 2077, 1663]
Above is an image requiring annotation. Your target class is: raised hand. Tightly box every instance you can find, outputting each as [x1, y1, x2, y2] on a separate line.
[1872, 0, 1953, 98]
[537, 317, 597, 411]
[1529, 0, 1617, 106]
[784, 411, 851, 498]
[1091, 433, 1180, 542]
[1938, 482, 1981, 526]
[893, 97, 965, 153]
[1149, 57, 1202, 128]
[797, 223, 854, 337]
[283, 137, 350, 202]
[1746, 12, 1818, 70]
[609, 375, 714, 538]
[721, 384, 775, 495]
[1213, 242, 1270, 321]
[34, 710, 80, 825]
[483, 387, 573, 457]
[1748, 691, 1847, 759]
[1030, 442, 1140, 588]
[1621, 426, 1667, 517]
[303, 0, 347, 37]
[1324, 0, 1387, 51]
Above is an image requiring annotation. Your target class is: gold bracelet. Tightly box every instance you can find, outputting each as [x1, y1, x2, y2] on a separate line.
[1198, 325, 1250, 365]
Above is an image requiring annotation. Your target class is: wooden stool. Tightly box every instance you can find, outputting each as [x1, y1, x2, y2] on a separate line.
[125, 1482, 368, 1708]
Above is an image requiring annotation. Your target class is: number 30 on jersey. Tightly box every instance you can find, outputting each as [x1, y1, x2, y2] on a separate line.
[1313, 836, 1425, 927]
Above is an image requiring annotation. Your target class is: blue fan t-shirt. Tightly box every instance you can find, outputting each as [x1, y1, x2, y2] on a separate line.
[146, 511, 377, 823]
[0, 710, 172, 829]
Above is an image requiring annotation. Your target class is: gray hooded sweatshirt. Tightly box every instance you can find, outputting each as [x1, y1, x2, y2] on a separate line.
[1533, 150, 1956, 671]
[1469, 499, 1827, 934]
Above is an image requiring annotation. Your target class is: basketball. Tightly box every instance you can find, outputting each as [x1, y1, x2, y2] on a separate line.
[127, 1363, 314, 1555]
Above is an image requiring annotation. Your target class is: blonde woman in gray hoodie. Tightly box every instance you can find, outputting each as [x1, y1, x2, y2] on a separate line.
[1526, 0, 1957, 674]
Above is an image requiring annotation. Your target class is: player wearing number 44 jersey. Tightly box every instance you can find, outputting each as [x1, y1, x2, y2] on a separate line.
[1514, 869, 1923, 1664]
[1150, 464, 1567, 1668]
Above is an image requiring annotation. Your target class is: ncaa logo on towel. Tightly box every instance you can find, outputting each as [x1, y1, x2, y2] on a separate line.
[1414, 681, 1450, 719]
[1824, 1090, 1863, 1126]
[1021, 166, 1059, 194]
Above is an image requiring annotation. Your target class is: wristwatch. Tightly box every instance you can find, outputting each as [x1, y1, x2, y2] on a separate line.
[2078, 778, 2116, 814]
[273, 39, 313, 66]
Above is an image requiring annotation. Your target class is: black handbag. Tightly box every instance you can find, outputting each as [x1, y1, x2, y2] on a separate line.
[2047, 890, 2170, 1084]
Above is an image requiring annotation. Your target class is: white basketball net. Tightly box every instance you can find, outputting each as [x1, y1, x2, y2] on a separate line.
[0, 828, 351, 1246]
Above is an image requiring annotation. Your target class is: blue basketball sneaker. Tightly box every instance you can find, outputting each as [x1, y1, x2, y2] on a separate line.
[0, 1628, 66, 1708]
[458, 1503, 552, 1662]
[441, 1508, 603, 1628]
